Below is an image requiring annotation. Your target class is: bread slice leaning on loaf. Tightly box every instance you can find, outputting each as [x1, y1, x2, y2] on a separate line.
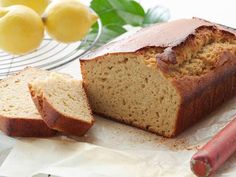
[80, 18, 236, 137]
[29, 73, 94, 136]
[0, 68, 56, 137]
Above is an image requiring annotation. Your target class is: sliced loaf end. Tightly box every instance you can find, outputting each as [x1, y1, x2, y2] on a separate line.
[29, 72, 94, 136]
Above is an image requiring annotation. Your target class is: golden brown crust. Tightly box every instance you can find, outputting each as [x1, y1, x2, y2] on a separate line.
[172, 51, 236, 136]
[29, 85, 94, 136]
[193, 17, 236, 35]
[0, 115, 56, 137]
[156, 26, 235, 73]
[81, 18, 235, 60]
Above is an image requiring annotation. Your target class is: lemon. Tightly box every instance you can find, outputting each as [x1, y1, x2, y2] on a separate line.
[43, 0, 98, 43]
[0, 5, 44, 55]
[0, 0, 50, 15]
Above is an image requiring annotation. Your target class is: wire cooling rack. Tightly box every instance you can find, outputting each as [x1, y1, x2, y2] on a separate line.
[0, 18, 102, 79]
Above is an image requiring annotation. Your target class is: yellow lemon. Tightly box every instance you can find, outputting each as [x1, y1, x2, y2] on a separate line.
[0, 0, 50, 15]
[0, 5, 44, 55]
[43, 0, 98, 43]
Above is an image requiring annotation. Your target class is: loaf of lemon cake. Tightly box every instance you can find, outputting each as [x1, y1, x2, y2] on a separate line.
[80, 18, 236, 137]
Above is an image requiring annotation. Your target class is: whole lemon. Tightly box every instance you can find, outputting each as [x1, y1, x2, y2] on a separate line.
[0, 5, 44, 55]
[0, 0, 50, 15]
[43, 0, 98, 43]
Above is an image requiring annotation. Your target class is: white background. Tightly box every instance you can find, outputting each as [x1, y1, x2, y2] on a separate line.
[138, 0, 236, 27]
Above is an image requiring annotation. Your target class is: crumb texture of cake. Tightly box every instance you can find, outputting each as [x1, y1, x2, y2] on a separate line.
[29, 72, 94, 136]
[0, 68, 56, 137]
[80, 18, 236, 137]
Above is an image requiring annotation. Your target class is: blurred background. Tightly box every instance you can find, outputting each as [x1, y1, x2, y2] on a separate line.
[82, 0, 236, 27]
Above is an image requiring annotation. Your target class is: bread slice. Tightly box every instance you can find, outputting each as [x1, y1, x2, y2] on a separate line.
[80, 18, 236, 137]
[0, 68, 56, 137]
[29, 72, 94, 136]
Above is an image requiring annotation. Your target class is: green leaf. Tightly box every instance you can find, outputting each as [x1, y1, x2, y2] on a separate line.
[90, 0, 125, 26]
[81, 24, 126, 49]
[107, 0, 145, 26]
[90, 0, 145, 27]
[143, 6, 170, 26]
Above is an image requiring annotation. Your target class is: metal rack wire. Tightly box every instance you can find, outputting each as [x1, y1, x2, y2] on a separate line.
[0, 18, 102, 79]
